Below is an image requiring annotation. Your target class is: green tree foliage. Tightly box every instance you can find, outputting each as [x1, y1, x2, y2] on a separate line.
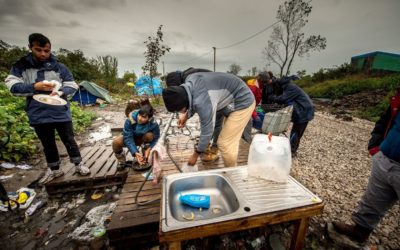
[98, 55, 118, 87]
[263, 0, 327, 77]
[142, 25, 171, 83]
[123, 70, 137, 83]
[0, 40, 29, 72]
[55, 48, 101, 81]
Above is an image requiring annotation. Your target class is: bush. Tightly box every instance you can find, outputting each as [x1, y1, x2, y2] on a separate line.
[303, 74, 400, 99]
[0, 80, 96, 162]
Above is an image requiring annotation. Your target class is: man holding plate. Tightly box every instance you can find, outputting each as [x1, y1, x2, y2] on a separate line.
[5, 33, 90, 184]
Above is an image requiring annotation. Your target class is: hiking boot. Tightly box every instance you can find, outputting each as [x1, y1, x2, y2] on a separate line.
[39, 168, 64, 184]
[75, 162, 90, 175]
[327, 222, 371, 248]
[115, 151, 126, 171]
[201, 146, 219, 162]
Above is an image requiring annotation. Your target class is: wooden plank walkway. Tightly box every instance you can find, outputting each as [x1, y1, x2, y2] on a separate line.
[107, 136, 250, 248]
[45, 145, 128, 195]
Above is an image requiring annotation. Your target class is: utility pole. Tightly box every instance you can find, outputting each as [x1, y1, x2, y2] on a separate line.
[162, 61, 165, 76]
[213, 47, 216, 72]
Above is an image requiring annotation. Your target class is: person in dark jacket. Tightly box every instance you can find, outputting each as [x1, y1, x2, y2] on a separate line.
[5, 33, 90, 184]
[270, 76, 314, 155]
[112, 104, 160, 170]
[328, 88, 400, 248]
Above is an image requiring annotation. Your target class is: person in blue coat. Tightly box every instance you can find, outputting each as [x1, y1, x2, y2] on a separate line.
[5, 33, 90, 184]
[328, 88, 400, 248]
[112, 104, 160, 170]
[270, 76, 314, 155]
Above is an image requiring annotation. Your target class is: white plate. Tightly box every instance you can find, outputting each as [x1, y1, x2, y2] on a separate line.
[33, 94, 67, 106]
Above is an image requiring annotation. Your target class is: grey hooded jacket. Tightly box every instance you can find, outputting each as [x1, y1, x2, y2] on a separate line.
[182, 72, 254, 152]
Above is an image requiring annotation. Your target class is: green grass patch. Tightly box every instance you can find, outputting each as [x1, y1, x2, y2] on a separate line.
[303, 74, 400, 99]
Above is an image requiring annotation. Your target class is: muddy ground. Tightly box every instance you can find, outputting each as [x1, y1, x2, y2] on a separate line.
[0, 101, 399, 250]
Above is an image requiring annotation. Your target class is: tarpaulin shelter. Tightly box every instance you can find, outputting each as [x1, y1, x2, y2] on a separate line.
[351, 51, 400, 73]
[72, 81, 113, 105]
[134, 76, 162, 96]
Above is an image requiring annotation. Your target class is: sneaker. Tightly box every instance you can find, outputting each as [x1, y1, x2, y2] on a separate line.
[39, 168, 64, 184]
[327, 222, 371, 248]
[115, 152, 126, 171]
[201, 145, 219, 162]
[75, 162, 90, 175]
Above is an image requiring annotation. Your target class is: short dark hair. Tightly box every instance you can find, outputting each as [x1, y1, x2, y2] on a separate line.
[138, 104, 154, 119]
[29, 33, 51, 47]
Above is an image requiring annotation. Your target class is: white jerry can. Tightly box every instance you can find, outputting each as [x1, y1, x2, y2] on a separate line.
[247, 134, 292, 183]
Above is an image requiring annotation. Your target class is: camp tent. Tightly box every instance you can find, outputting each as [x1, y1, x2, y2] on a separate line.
[71, 81, 113, 105]
[134, 76, 162, 96]
[351, 51, 400, 73]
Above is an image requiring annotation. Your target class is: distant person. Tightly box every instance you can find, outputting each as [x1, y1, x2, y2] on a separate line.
[112, 103, 160, 170]
[328, 88, 400, 248]
[162, 71, 255, 167]
[166, 67, 221, 163]
[241, 74, 265, 142]
[4, 33, 90, 184]
[270, 76, 314, 155]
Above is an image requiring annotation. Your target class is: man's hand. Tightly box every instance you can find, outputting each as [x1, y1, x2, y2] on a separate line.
[188, 151, 199, 166]
[177, 111, 188, 128]
[34, 81, 55, 92]
[135, 152, 145, 165]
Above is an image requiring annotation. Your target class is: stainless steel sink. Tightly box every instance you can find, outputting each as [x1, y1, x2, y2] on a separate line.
[161, 166, 322, 232]
[168, 174, 240, 222]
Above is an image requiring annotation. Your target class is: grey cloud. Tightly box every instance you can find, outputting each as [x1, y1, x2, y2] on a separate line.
[56, 20, 81, 28]
[49, 0, 127, 13]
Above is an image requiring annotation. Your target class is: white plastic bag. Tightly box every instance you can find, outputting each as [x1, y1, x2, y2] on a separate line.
[181, 163, 198, 173]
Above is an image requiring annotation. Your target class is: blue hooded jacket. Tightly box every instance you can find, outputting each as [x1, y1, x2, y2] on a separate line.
[271, 76, 314, 124]
[123, 111, 160, 155]
[5, 53, 78, 125]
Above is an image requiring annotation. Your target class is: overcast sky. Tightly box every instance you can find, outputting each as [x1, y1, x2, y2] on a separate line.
[1, 0, 399, 77]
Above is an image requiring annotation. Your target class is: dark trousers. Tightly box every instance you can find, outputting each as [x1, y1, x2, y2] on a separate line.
[33, 122, 82, 170]
[289, 122, 309, 154]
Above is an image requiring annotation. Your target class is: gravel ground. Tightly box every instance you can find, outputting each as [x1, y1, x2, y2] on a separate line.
[292, 112, 399, 249]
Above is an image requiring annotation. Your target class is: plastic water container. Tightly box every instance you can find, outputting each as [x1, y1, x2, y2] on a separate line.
[247, 134, 292, 182]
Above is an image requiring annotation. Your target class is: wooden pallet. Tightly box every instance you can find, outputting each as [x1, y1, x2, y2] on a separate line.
[45, 145, 128, 195]
[107, 136, 250, 248]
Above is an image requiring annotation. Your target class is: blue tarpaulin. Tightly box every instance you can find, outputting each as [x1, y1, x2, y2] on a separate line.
[135, 76, 162, 96]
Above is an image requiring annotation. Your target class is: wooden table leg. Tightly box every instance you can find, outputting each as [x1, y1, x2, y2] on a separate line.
[168, 241, 181, 250]
[290, 217, 310, 250]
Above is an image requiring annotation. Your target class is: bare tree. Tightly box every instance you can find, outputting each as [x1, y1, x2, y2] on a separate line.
[227, 63, 242, 75]
[142, 25, 170, 95]
[263, 0, 326, 77]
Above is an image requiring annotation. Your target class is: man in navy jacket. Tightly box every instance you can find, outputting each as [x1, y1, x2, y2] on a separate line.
[5, 33, 90, 184]
[270, 76, 314, 155]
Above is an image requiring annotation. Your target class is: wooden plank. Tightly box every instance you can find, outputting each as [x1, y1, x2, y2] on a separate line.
[108, 213, 159, 230]
[63, 146, 107, 180]
[159, 203, 324, 243]
[96, 156, 118, 178]
[290, 217, 310, 250]
[89, 148, 114, 177]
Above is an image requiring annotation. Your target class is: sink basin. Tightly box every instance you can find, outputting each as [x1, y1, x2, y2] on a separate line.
[168, 174, 240, 222]
[161, 166, 322, 232]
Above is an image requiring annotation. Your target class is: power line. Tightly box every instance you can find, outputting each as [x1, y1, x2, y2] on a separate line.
[216, 20, 281, 50]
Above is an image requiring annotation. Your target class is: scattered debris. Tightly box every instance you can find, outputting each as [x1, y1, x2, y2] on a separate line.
[0, 163, 32, 170]
[182, 212, 195, 221]
[69, 203, 116, 243]
[91, 190, 103, 200]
